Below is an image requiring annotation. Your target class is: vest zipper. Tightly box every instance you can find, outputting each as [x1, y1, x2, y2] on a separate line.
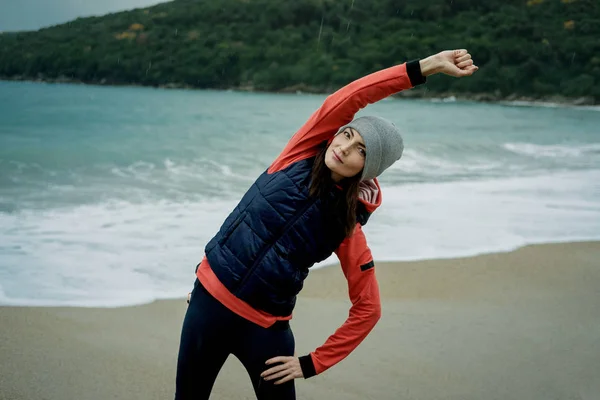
[235, 196, 318, 293]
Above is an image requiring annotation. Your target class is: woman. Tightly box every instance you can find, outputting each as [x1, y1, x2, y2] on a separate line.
[176, 49, 478, 399]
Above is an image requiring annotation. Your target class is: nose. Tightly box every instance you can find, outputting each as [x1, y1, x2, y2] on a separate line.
[339, 143, 351, 155]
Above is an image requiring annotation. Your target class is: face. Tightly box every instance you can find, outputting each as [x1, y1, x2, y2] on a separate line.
[325, 128, 366, 182]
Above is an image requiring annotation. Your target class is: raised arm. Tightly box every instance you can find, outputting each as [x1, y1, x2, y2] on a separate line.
[268, 61, 421, 173]
[268, 49, 478, 174]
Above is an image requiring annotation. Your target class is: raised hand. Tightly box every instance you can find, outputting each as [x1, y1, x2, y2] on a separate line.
[420, 49, 479, 77]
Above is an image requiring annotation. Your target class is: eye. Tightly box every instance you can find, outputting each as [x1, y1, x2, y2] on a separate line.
[359, 148, 366, 157]
[344, 131, 351, 138]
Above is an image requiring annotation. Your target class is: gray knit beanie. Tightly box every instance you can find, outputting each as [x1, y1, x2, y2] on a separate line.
[337, 116, 404, 181]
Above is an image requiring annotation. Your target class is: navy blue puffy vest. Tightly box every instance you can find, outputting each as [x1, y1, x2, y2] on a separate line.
[205, 157, 371, 316]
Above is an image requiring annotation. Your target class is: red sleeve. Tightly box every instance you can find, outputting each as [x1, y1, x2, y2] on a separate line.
[268, 62, 417, 174]
[298, 224, 381, 377]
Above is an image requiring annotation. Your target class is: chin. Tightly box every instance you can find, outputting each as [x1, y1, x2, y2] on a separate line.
[327, 165, 350, 180]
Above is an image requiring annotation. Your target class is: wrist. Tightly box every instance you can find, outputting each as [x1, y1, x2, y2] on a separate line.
[406, 59, 427, 86]
[419, 54, 441, 77]
[299, 354, 317, 378]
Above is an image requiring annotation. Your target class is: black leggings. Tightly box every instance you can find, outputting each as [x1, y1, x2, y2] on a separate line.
[175, 279, 296, 400]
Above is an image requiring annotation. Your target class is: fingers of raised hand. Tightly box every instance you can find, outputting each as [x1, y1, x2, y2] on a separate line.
[454, 51, 478, 74]
[457, 58, 474, 69]
[453, 49, 468, 58]
[456, 52, 472, 65]
[460, 65, 479, 76]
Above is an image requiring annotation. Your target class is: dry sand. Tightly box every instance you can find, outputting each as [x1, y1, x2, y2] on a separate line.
[1, 241, 599, 400]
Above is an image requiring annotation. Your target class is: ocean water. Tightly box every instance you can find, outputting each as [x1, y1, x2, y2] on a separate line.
[1, 80, 599, 307]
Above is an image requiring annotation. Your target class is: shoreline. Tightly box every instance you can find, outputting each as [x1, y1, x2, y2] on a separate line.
[1, 75, 597, 107]
[0, 239, 600, 310]
[1, 239, 599, 309]
[1, 240, 599, 400]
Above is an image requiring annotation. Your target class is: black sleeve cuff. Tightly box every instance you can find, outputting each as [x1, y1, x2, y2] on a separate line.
[299, 354, 317, 378]
[406, 59, 426, 86]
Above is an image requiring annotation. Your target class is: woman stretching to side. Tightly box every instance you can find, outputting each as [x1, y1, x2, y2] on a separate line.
[176, 49, 479, 399]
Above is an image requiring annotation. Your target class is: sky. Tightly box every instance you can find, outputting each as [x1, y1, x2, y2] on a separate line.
[0, 0, 169, 32]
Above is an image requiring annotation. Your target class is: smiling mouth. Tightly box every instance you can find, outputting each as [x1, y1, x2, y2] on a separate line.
[333, 150, 343, 163]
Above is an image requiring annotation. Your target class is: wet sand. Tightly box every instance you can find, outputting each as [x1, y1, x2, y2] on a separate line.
[1, 241, 599, 400]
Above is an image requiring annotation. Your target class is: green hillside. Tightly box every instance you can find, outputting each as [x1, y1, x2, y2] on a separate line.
[1, 0, 598, 103]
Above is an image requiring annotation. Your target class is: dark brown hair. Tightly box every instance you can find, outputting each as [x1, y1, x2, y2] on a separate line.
[309, 144, 362, 238]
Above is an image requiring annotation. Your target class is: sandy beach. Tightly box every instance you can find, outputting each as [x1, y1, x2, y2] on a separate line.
[1, 241, 599, 400]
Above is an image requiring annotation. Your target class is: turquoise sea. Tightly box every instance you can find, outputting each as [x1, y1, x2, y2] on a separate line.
[1, 80, 599, 307]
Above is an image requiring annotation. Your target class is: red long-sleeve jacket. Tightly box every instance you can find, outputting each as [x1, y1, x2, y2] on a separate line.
[197, 60, 424, 376]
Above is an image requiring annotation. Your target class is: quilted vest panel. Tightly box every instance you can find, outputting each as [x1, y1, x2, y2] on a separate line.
[205, 157, 369, 316]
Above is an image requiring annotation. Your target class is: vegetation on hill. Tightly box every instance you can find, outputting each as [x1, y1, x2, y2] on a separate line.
[1, 0, 598, 103]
